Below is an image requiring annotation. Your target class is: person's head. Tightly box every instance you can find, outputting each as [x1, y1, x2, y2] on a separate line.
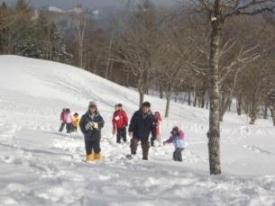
[65, 108, 70, 113]
[88, 102, 97, 114]
[154, 111, 160, 118]
[171, 126, 179, 136]
[115, 103, 123, 111]
[141, 101, 151, 114]
[74, 113, 79, 117]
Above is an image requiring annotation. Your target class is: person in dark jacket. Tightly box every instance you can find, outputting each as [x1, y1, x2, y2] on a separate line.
[128, 101, 155, 160]
[79, 102, 104, 162]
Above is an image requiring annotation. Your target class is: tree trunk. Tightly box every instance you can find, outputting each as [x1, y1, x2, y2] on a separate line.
[263, 104, 268, 119]
[165, 94, 171, 118]
[159, 85, 164, 99]
[237, 95, 242, 116]
[270, 106, 275, 126]
[249, 101, 257, 125]
[207, 9, 222, 175]
[188, 90, 192, 106]
[193, 92, 197, 107]
[139, 90, 144, 108]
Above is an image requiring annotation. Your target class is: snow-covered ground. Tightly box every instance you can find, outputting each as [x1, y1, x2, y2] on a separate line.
[0, 55, 274, 206]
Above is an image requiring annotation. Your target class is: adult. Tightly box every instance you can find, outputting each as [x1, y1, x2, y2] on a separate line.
[129, 102, 155, 160]
[79, 102, 104, 161]
[112, 103, 128, 143]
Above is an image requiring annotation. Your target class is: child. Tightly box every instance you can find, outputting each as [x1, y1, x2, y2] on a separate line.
[79, 102, 104, 162]
[151, 111, 162, 146]
[164, 126, 185, 162]
[64, 108, 73, 133]
[72, 113, 80, 132]
[112, 103, 128, 144]
[59, 108, 66, 132]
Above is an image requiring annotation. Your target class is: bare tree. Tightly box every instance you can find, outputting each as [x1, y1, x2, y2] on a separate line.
[113, 0, 158, 107]
[196, 0, 275, 175]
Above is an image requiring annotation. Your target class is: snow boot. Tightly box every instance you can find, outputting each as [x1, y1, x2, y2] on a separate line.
[86, 153, 95, 162]
[94, 153, 101, 160]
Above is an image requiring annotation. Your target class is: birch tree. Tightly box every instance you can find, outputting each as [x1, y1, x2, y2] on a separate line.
[196, 0, 275, 175]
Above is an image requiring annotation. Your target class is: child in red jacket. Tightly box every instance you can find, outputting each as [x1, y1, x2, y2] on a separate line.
[112, 103, 128, 143]
[151, 111, 162, 146]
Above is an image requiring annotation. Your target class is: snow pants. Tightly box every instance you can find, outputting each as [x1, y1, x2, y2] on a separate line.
[59, 122, 65, 132]
[130, 138, 150, 160]
[173, 148, 184, 162]
[85, 138, 101, 155]
[117, 127, 127, 143]
[66, 123, 73, 133]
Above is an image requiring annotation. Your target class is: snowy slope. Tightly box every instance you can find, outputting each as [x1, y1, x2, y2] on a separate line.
[0, 55, 275, 206]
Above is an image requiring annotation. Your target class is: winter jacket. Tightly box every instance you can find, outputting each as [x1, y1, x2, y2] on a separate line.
[72, 116, 80, 128]
[129, 110, 155, 141]
[153, 112, 162, 137]
[64, 113, 72, 124]
[60, 111, 66, 123]
[166, 130, 185, 149]
[79, 111, 104, 141]
[112, 110, 128, 129]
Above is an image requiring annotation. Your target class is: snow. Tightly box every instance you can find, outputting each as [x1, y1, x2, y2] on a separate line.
[48, 6, 65, 13]
[0, 55, 274, 206]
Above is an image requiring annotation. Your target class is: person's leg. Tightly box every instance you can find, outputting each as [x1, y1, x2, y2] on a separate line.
[174, 149, 183, 162]
[59, 123, 65, 132]
[141, 140, 150, 160]
[130, 138, 139, 155]
[122, 127, 127, 143]
[173, 150, 177, 161]
[69, 124, 73, 133]
[151, 129, 157, 146]
[85, 140, 92, 155]
[85, 140, 96, 161]
[116, 129, 121, 143]
[178, 149, 183, 162]
[93, 138, 101, 160]
[66, 123, 69, 133]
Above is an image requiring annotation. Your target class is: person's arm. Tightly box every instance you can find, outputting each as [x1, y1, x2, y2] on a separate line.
[79, 116, 87, 135]
[128, 112, 137, 134]
[179, 131, 185, 140]
[112, 113, 116, 129]
[150, 115, 156, 134]
[164, 135, 173, 145]
[97, 114, 105, 129]
[123, 111, 129, 126]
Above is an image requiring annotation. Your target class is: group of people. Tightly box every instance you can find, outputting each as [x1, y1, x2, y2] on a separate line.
[58, 101, 186, 162]
[59, 108, 80, 133]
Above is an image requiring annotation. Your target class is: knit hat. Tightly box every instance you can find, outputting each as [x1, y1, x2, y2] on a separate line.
[142, 101, 151, 108]
[172, 126, 179, 134]
[89, 101, 97, 108]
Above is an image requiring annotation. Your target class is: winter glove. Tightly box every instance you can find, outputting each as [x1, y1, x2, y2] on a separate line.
[85, 122, 94, 131]
[92, 122, 99, 129]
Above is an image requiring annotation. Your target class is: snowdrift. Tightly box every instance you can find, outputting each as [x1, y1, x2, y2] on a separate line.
[0, 55, 274, 206]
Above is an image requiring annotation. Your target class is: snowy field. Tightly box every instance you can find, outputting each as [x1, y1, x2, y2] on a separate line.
[0, 55, 274, 206]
